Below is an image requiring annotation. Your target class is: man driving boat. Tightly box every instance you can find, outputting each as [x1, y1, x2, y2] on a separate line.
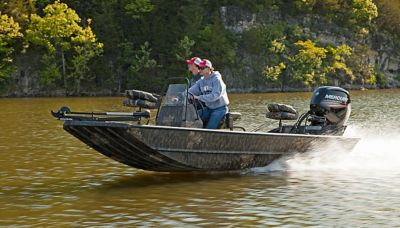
[186, 56, 203, 86]
[188, 59, 229, 129]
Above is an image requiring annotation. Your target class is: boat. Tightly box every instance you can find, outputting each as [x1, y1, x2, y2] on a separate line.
[52, 79, 360, 172]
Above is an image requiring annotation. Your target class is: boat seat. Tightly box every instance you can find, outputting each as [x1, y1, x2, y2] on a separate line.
[124, 89, 162, 110]
[223, 112, 243, 130]
[226, 112, 242, 121]
[123, 98, 159, 109]
[267, 103, 297, 114]
[125, 89, 160, 103]
[266, 111, 298, 120]
[266, 103, 298, 120]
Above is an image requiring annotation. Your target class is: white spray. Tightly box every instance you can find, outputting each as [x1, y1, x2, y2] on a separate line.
[256, 125, 400, 174]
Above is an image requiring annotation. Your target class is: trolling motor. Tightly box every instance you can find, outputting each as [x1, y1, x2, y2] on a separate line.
[267, 86, 351, 136]
[51, 89, 161, 123]
[51, 106, 151, 122]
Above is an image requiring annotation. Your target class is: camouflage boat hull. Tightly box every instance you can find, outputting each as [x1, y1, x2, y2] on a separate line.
[63, 121, 360, 172]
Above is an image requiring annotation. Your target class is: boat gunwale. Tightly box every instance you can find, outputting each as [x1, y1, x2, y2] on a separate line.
[63, 120, 360, 141]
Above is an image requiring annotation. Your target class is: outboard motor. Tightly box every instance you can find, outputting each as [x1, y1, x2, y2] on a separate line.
[266, 86, 351, 136]
[309, 86, 351, 127]
[295, 86, 351, 135]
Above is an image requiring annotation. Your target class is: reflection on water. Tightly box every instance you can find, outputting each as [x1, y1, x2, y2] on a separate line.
[1, 89, 400, 226]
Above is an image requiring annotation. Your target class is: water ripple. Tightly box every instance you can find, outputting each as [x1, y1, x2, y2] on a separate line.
[1, 91, 400, 226]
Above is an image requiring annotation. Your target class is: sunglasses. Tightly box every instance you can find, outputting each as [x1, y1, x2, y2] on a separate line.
[199, 67, 207, 70]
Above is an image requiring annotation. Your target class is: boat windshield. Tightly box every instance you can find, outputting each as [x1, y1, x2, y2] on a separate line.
[164, 84, 187, 106]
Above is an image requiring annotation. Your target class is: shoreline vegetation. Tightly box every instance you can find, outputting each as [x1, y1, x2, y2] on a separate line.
[1, 1, 400, 97]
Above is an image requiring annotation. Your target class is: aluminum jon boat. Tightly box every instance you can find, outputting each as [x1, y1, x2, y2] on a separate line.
[52, 80, 360, 172]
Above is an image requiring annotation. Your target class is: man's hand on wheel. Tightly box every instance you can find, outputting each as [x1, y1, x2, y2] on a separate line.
[188, 93, 198, 101]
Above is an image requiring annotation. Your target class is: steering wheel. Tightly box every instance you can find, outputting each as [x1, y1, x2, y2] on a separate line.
[188, 92, 204, 108]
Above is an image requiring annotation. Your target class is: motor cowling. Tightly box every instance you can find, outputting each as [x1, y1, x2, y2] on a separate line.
[310, 86, 351, 127]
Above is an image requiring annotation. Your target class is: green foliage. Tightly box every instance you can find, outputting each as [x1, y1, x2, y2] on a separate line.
[39, 53, 61, 87]
[262, 36, 290, 90]
[264, 40, 355, 88]
[223, 0, 268, 12]
[175, 36, 195, 62]
[350, 0, 378, 27]
[26, 1, 82, 53]
[0, 13, 23, 84]
[346, 44, 376, 85]
[0, 0, 398, 95]
[365, 67, 377, 85]
[127, 41, 158, 90]
[69, 42, 103, 93]
[0, 63, 15, 90]
[290, 40, 328, 86]
[374, 67, 386, 86]
[26, 0, 103, 92]
[324, 44, 354, 84]
[286, 0, 378, 30]
[263, 62, 286, 82]
[395, 74, 400, 82]
[243, 22, 303, 90]
[176, 0, 203, 37]
[241, 23, 295, 55]
[69, 19, 103, 93]
[293, 0, 316, 13]
[196, 16, 237, 68]
[242, 25, 267, 55]
[0, 13, 23, 54]
[26, 0, 82, 89]
[129, 42, 157, 73]
[125, 0, 154, 19]
[375, 0, 400, 35]
[0, 0, 36, 24]
[113, 41, 135, 92]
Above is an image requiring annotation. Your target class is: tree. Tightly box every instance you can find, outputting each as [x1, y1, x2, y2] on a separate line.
[0, 13, 23, 85]
[114, 41, 135, 94]
[38, 53, 61, 88]
[177, 0, 204, 37]
[175, 36, 195, 77]
[26, 0, 102, 92]
[127, 41, 158, 91]
[247, 22, 305, 90]
[69, 20, 103, 94]
[347, 44, 376, 86]
[264, 40, 354, 89]
[0, 0, 395, 95]
[196, 15, 237, 68]
[175, 36, 195, 62]
[324, 44, 354, 85]
[375, 0, 400, 34]
[0, 0, 36, 24]
[290, 40, 328, 86]
[26, 0, 80, 88]
[125, 0, 154, 19]
[349, 0, 378, 27]
[263, 37, 289, 91]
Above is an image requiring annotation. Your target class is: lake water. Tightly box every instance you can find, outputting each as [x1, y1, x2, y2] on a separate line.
[1, 89, 400, 226]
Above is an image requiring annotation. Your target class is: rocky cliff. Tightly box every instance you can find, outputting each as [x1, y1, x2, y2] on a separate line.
[219, 6, 400, 91]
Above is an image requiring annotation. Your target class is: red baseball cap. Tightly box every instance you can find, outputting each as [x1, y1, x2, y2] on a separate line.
[198, 59, 213, 69]
[186, 57, 202, 66]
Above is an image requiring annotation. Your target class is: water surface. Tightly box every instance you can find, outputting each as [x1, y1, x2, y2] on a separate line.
[1, 89, 400, 226]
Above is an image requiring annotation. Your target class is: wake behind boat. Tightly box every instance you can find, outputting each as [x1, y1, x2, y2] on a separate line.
[52, 79, 360, 172]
